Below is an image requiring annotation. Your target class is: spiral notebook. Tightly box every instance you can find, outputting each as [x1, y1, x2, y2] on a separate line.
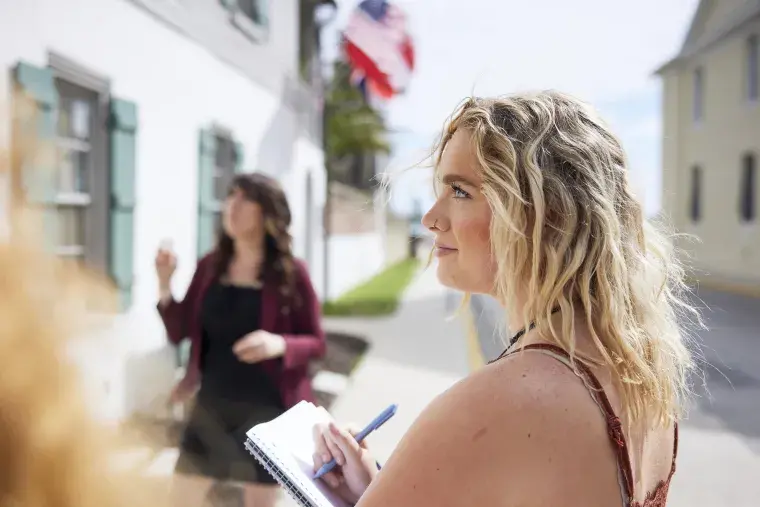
[244, 401, 352, 507]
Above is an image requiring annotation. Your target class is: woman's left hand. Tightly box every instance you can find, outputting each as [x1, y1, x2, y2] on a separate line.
[313, 421, 379, 505]
[232, 330, 286, 363]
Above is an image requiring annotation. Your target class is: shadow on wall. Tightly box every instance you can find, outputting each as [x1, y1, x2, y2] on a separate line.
[254, 82, 299, 176]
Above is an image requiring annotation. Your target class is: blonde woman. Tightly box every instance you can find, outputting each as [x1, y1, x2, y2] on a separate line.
[312, 91, 698, 507]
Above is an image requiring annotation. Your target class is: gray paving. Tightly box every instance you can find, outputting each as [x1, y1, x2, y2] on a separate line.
[323, 264, 469, 462]
[665, 288, 760, 505]
[684, 289, 760, 447]
[275, 263, 469, 506]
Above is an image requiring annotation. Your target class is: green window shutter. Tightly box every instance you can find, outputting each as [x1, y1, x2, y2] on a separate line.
[108, 99, 138, 311]
[198, 129, 218, 258]
[257, 0, 269, 27]
[234, 140, 245, 174]
[13, 61, 58, 246]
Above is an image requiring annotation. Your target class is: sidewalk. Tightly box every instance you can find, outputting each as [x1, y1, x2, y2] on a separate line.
[322, 262, 469, 462]
[275, 262, 468, 506]
[668, 423, 760, 506]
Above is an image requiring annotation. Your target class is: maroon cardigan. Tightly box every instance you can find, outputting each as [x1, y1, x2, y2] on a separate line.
[157, 253, 326, 408]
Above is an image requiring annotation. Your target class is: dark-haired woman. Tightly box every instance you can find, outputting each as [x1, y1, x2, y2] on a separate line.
[155, 172, 325, 507]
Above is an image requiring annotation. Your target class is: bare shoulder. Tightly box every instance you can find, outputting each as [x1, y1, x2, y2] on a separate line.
[358, 350, 615, 507]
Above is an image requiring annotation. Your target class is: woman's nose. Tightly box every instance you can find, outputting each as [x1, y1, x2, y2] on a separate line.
[422, 207, 441, 231]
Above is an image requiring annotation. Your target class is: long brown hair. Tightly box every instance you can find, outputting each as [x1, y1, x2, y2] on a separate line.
[213, 172, 299, 307]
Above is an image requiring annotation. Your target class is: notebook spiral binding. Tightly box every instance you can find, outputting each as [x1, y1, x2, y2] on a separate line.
[244, 437, 316, 507]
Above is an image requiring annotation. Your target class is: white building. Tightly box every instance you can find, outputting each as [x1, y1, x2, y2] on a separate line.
[656, 0, 760, 295]
[0, 0, 335, 422]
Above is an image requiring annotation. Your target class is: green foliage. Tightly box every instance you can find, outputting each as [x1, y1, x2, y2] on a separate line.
[325, 60, 390, 164]
[322, 258, 420, 316]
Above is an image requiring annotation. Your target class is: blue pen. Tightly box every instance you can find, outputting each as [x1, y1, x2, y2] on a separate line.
[313, 403, 398, 479]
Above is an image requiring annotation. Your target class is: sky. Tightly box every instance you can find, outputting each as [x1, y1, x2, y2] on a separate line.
[322, 0, 701, 217]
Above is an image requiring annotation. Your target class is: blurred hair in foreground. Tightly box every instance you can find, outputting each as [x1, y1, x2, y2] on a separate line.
[0, 99, 166, 507]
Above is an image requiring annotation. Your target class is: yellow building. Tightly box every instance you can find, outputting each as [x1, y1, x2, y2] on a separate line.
[657, 0, 760, 294]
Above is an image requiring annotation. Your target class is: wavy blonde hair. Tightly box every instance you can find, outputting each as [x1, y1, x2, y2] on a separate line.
[434, 91, 701, 426]
[0, 100, 166, 507]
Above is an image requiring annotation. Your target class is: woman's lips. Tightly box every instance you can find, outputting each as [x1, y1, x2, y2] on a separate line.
[434, 245, 457, 257]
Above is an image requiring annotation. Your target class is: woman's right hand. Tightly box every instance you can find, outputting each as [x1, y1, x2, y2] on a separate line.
[155, 246, 177, 287]
[313, 421, 380, 505]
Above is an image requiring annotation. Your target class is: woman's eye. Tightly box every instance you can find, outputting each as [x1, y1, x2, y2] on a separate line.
[451, 184, 470, 199]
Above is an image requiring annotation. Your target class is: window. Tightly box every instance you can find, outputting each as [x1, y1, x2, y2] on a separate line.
[224, 0, 269, 42]
[693, 67, 704, 122]
[740, 153, 756, 222]
[238, 0, 265, 25]
[748, 35, 759, 101]
[213, 132, 238, 229]
[53, 78, 109, 268]
[690, 165, 702, 223]
[13, 56, 138, 310]
[197, 127, 243, 257]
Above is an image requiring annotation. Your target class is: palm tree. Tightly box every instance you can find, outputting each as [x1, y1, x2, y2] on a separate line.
[321, 58, 391, 300]
[324, 59, 390, 186]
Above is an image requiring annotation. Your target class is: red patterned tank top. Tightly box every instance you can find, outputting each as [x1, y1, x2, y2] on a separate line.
[501, 344, 678, 507]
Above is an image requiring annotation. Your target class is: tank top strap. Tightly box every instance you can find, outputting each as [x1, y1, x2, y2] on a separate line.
[671, 421, 679, 473]
[503, 343, 636, 502]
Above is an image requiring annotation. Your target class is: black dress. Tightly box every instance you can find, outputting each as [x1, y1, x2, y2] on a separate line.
[174, 281, 284, 484]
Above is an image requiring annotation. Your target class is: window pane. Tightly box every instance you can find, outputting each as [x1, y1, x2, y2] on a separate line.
[239, 0, 263, 24]
[741, 155, 756, 222]
[214, 135, 237, 200]
[690, 166, 701, 222]
[749, 36, 759, 101]
[57, 96, 71, 137]
[57, 206, 86, 248]
[693, 68, 703, 122]
[215, 211, 223, 238]
[215, 136, 236, 169]
[214, 170, 228, 201]
[58, 97, 91, 141]
[58, 148, 89, 193]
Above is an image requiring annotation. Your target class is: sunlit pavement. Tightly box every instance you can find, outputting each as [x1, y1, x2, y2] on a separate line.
[276, 257, 468, 506]
[666, 288, 760, 505]
[323, 257, 469, 462]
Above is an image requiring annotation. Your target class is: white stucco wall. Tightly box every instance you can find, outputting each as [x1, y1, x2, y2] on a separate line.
[283, 137, 327, 294]
[327, 233, 385, 300]
[0, 0, 326, 421]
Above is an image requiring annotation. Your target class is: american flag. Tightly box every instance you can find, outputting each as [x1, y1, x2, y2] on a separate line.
[343, 0, 415, 100]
